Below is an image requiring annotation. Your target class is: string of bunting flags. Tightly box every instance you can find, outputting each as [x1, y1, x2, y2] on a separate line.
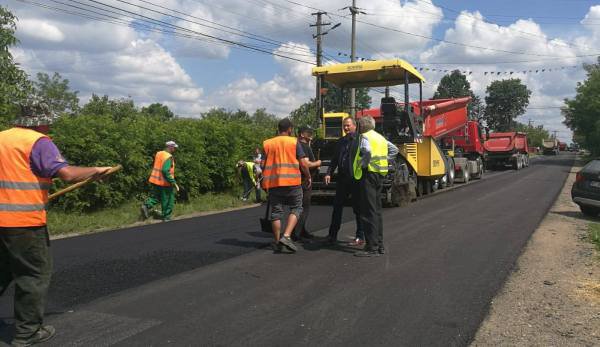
[334, 52, 581, 76]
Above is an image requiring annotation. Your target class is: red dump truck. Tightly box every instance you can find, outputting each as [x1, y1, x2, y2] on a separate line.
[484, 132, 529, 170]
[558, 141, 567, 152]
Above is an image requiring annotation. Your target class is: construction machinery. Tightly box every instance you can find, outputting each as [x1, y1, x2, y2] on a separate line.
[542, 138, 559, 155]
[311, 59, 476, 206]
[484, 132, 530, 169]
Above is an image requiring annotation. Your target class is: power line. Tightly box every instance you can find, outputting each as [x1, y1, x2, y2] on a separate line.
[19, 0, 317, 65]
[279, 0, 600, 58]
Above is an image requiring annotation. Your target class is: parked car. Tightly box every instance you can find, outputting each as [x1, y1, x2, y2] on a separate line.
[572, 159, 600, 217]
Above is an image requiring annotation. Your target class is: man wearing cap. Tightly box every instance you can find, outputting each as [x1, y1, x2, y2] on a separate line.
[294, 125, 321, 240]
[141, 141, 179, 221]
[0, 102, 111, 346]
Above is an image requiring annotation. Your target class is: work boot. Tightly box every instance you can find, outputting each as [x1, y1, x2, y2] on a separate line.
[378, 246, 386, 255]
[140, 204, 150, 220]
[12, 325, 56, 347]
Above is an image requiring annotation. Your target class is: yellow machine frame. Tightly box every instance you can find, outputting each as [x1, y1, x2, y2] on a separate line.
[312, 59, 445, 179]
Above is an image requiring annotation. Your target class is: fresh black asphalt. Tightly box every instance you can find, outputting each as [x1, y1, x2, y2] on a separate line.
[0, 154, 574, 346]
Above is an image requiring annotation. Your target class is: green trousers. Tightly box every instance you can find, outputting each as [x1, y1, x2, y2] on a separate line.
[0, 226, 52, 339]
[144, 184, 175, 220]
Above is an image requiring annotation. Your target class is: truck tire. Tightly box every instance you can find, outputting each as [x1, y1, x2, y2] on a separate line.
[513, 157, 520, 170]
[463, 164, 470, 184]
[524, 155, 530, 167]
[416, 179, 423, 197]
[472, 158, 483, 179]
[447, 159, 455, 187]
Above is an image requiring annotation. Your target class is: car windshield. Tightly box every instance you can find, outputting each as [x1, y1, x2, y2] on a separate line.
[583, 159, 600, 173]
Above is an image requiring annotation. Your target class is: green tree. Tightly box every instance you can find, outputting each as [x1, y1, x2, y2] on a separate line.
[483, 79, 531, 131]
[322, 81, 371, 113]
[141, 102, 175, 120]
[433, 70, 483, 120]
[0, 6, 31, 129]
[33, 72, 80, 114]
[514, 122, 550, 148]
[80, 94, 139, 121]
[289, 99, 319, 130]
[563, 57, 600, 155]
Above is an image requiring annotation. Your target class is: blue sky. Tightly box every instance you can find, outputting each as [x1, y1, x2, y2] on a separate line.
[6, 0, 600, 142]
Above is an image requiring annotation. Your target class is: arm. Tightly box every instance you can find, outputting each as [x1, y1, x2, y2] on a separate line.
[387, 140, 399, 159]
[359, 136, 372, 168]
[300, 157, 312, 188]
[31, 138, 111, 182]
[161, 158, 176, 184]
[57, 166, 112, 183]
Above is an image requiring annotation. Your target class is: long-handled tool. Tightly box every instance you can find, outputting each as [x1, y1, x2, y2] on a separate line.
[48, 165, 122, 201]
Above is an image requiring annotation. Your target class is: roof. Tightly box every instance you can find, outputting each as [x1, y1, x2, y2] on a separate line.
[312, 59, 425, 88]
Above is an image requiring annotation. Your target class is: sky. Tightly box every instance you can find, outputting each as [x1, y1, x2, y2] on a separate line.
[5, 0, 600, 143]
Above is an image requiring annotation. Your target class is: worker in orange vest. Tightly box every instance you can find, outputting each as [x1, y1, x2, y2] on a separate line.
[0, 102, 111, 346]
[141, 141, 179, 221]
[261, 118, 311, 252]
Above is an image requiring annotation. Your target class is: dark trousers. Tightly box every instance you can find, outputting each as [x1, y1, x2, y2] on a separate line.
[328, 174, 363, 241]
[294, 186, 312, 237]
[359, 172, 384, 250]
[242, 178, 261, 202]
[0, 226, 52, 339]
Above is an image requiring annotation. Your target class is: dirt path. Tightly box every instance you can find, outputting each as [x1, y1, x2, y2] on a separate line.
[472, 160, 600, 346]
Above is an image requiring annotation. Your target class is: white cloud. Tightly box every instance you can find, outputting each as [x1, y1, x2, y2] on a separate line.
[208, 43, 314, 116]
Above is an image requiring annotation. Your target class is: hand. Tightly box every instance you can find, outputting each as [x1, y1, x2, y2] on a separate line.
[324, 175, 331, 185]
[306, 177, 312, 189]
[174, 183, 180, 193]
[93, 167, 113, 181]
[316, 160, 322, 167]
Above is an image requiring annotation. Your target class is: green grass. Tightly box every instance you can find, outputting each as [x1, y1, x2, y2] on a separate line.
[590, 223, 600, 252]
[47, 192, 254, 237]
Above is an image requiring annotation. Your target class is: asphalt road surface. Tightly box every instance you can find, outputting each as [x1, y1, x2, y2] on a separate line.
[0, 153, 575, 346]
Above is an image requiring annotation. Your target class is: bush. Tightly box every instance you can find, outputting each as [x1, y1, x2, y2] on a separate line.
[48, 103, 277, 212]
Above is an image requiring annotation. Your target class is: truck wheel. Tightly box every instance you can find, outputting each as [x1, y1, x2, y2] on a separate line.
[524, 155, 530, 167]
[513, 157, 520, 170]
[447, 159, 455, 187]
[416, 180, 423, 197]
[473, 158, 483, 179]
[463, 165, 470, 183]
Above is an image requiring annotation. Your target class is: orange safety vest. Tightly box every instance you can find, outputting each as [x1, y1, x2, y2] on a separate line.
[261, 135, 301, 190]
[148, 150, 175, 187]
[0, 128, 53, 227]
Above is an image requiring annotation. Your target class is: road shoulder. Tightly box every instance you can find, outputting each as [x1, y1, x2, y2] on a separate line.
[471, 159, 600, 346]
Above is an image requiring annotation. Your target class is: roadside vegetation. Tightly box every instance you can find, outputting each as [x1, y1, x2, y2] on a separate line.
[563, 57, 600, 156]
[589, 223, 600, 252]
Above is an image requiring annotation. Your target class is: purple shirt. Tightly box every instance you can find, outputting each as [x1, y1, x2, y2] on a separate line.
[30, 138, 68, 178]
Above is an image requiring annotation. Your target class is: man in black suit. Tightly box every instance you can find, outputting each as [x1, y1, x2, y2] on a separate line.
[325, 117, 364, 246]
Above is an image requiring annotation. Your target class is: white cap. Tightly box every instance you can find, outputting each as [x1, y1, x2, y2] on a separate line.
[166, 141, 178, 148]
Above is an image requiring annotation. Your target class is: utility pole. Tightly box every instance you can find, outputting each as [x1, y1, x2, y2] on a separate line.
[311, 14, 340, 127]
[311, 12, 329, 127]
[349, 0, 358, 116]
